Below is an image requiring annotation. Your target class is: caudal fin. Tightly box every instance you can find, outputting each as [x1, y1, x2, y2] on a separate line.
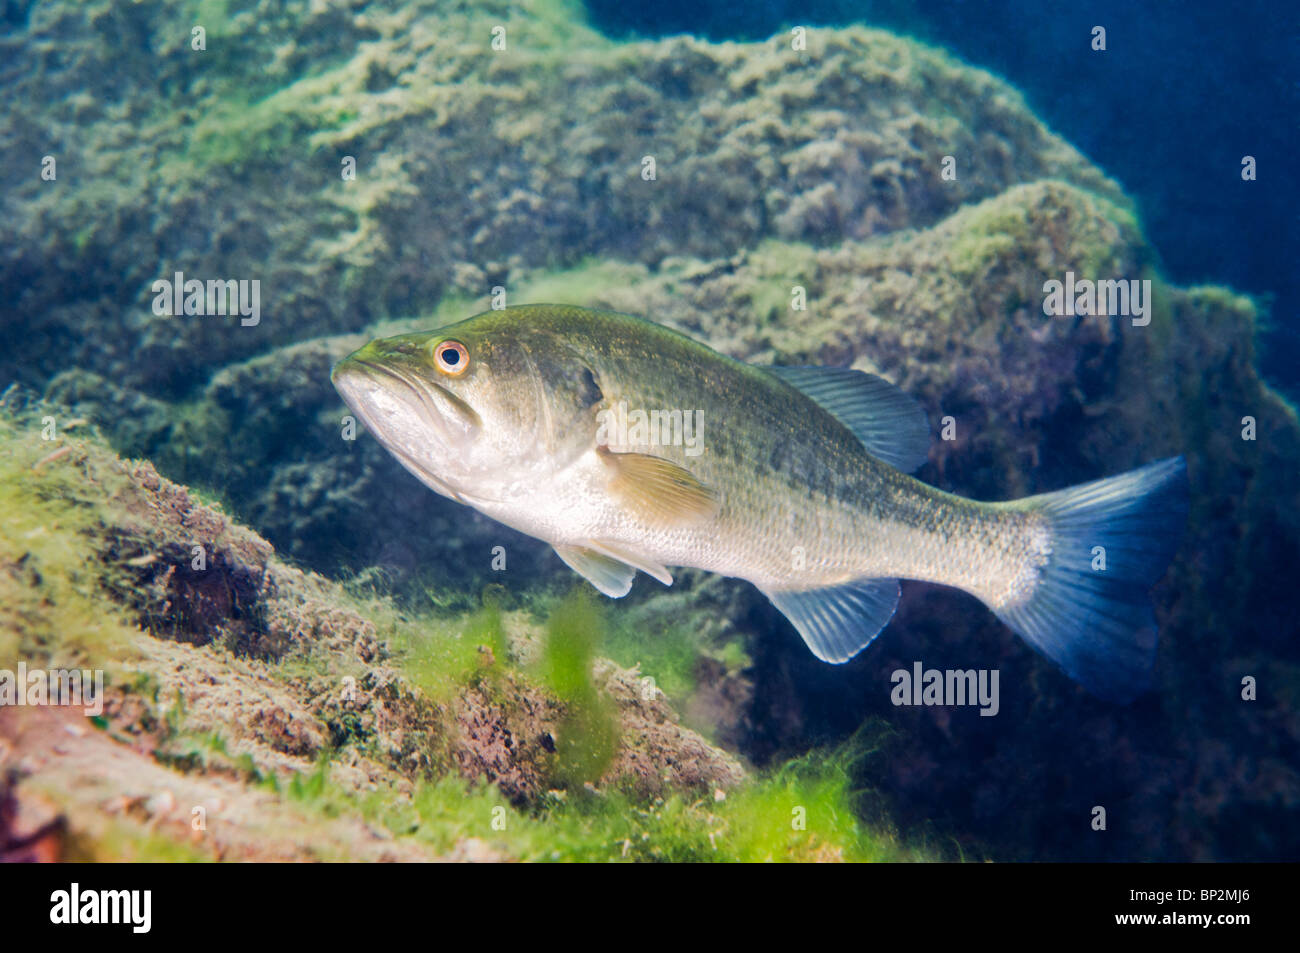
[994, 457, 1189, 703]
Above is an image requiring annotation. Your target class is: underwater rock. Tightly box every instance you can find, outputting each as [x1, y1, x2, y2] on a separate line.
[594, 658, 745, 799]
[450, 662, 743, 804]
[1, 2, 1120, 395]
[0, 768, 65, 863]
[0, 706, 436, 862]
[0, 412, 749, 858]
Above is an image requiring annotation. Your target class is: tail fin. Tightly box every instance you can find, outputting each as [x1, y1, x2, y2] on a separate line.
[994, 457, 1189, 703]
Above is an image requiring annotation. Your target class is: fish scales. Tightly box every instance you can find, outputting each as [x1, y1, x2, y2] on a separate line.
[538, 306, 1031, 598]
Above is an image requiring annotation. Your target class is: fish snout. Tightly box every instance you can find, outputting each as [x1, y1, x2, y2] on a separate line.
[332, 347, 481, 455]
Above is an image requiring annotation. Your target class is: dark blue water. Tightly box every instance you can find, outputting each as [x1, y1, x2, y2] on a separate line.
[586, 0, 1300, 397]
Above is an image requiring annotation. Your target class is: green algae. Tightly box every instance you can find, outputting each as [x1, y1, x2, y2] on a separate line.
[945, 180, 1137, 280]
[269, 743, 940, 862]
[0, 409, 142, 675]
[515, 259, 653, 308]
[537, 589, 620, 788]
[601, 618, 700, 704]
[365, 599, 491, 706]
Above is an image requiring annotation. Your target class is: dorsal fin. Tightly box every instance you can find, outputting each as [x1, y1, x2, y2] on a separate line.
[759, 578, 901, 663]
[767, 366, 931, 472]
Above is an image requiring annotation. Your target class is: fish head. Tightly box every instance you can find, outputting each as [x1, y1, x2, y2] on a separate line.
[331, 311, 603, 502]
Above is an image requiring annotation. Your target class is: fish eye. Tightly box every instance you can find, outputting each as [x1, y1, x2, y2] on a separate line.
[434, 340, 469, 376]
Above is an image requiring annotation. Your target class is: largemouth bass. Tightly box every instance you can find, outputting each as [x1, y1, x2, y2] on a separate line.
[332, 304, 1187, 702]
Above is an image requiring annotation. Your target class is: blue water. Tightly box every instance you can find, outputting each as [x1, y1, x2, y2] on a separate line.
[587, 0, 1300, 396]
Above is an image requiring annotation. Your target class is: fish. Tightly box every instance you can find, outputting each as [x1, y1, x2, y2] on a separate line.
[332, 304, 1188, 702]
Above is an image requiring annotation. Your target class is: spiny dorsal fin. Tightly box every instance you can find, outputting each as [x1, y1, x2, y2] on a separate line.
[598, 447, 719, 526]
[553, 544, 636, 597]
[760, 578, 901, 663]
[767, 366, 931, 472]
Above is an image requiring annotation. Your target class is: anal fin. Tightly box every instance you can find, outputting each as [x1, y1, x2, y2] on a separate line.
[760, 578, 901, 663]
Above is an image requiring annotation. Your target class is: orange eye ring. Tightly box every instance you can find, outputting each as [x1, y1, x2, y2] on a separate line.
[434, 340, 469, 376]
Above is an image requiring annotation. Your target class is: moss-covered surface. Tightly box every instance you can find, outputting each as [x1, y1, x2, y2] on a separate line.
[0, 1, 1122, 395]
[0, 398, 937, 861]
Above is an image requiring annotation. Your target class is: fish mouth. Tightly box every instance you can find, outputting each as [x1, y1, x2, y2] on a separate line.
[336, 357, 481, 438]
[331, 355, 481, 501]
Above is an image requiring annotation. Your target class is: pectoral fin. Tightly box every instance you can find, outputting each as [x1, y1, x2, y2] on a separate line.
[598, 447, 718, 526]
[760, 578, 901, 662]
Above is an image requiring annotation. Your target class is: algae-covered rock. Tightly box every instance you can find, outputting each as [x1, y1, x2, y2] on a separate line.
[1, 1, 1120, 395]
[0, 405, 766, 859]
